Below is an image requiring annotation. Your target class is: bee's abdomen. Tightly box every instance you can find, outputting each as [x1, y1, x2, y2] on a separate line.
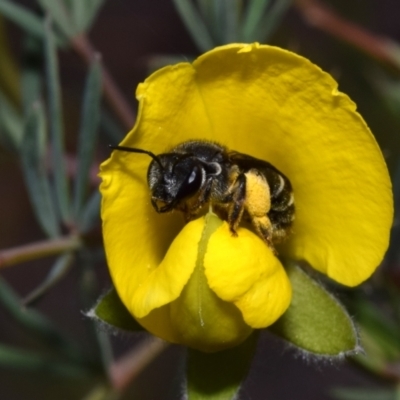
[268, 173, 295, 233]
[269, 203, 295, 227]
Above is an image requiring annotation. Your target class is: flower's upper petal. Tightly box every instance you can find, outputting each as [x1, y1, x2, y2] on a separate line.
[108, 43, 391, 287]
[205, 223, 291, 328]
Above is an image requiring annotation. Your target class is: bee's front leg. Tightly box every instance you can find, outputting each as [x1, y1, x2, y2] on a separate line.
[181, 178, 214, 223]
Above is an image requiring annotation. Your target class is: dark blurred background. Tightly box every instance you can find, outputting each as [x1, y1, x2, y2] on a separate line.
[1, 0, 400, 399]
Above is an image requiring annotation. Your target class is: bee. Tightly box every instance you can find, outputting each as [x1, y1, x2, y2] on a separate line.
[110, 140, 295, 252]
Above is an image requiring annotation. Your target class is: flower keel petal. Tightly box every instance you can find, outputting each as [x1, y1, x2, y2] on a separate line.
[205, 222, 291, 328]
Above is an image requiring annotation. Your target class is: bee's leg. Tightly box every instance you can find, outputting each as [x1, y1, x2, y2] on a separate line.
[196, 177, 214, 207]
[182, 178, 214, 222]
[251, 216, 277, 255]
[227, 173, 246, 235]
[268, 206, 295, 244]
[178, 204, 195, 223]
[242, 169, 278, 253]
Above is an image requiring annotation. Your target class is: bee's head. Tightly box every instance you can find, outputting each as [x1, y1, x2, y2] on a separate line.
[109, 145, 205, 213]
[147, 153, 205, 213]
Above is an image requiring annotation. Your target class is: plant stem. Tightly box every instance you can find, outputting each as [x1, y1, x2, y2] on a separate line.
[0, 235, 81, 268]
[109, 338, 168, 392]
[294, 0, 400, 72]
[71, 33, 135, 131]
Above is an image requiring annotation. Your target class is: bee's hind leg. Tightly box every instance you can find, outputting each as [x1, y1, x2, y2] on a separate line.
[227, 173, 246, 236]
[251, 216, 277, 255]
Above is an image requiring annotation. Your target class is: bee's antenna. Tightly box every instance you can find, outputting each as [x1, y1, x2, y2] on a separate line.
[109, 145, 164, 170]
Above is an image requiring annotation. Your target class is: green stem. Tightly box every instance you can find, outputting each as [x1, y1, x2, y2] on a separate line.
[294, 0, 400, 73]
[109, 338, 168, 392]
[0, 235, 82, 268]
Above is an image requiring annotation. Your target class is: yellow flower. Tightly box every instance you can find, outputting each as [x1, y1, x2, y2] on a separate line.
[100, 43, 393, 352]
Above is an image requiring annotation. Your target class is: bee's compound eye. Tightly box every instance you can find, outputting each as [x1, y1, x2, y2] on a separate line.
[188, 169, 197, 184]
[177, 165, 203, 199]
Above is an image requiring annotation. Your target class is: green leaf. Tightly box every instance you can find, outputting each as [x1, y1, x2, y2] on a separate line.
[21, 35, 43, 116]
[186, 332, 258, 400]
[20, 102, 60, 238]
[240, 0, 271, 42]
[0, 343, 93, 379]
[196, 0, 214, 24]
[270, 262, 358, 356]
[67, 0, 105, 34]
[252, 0, 292, 42]
[73, 56, 102, 219]
[203, 0, 224, 44]
[194, 0, 221, 44]
[44, 17, 70, 223]
[219, 0, 241, 43]
[349, 296, 400, 375]
[0, 91, 23, 151]
[38, 0, 75, 37]
[172, 0, 215, 52]
[331, 388, 397, 400]
[80, 190, 101, 233]
[89, 288, 145, 332]
[0, 16, 20, 107]
[354, 299, 400, 359]
[22, 252, 74, 306]
[0, 0, 45, 39]
[0, 276, 79, 356]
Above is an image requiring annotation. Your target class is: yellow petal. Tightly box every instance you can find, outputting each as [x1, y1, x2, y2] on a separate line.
[100, 164, 185, 319]
[205, 222, 291, 328]
[138, 214, 253, 352]
[103, 43, 391, 287]
[130, 217, 202, 318]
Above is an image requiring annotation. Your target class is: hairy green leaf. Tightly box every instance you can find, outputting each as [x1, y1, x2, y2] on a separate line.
[270, 262, 359, 356]
[90, 288, 145, 332]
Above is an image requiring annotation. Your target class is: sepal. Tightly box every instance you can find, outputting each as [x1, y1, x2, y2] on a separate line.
[270, 262, 360, 357]
[88, 288, 144, 332]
